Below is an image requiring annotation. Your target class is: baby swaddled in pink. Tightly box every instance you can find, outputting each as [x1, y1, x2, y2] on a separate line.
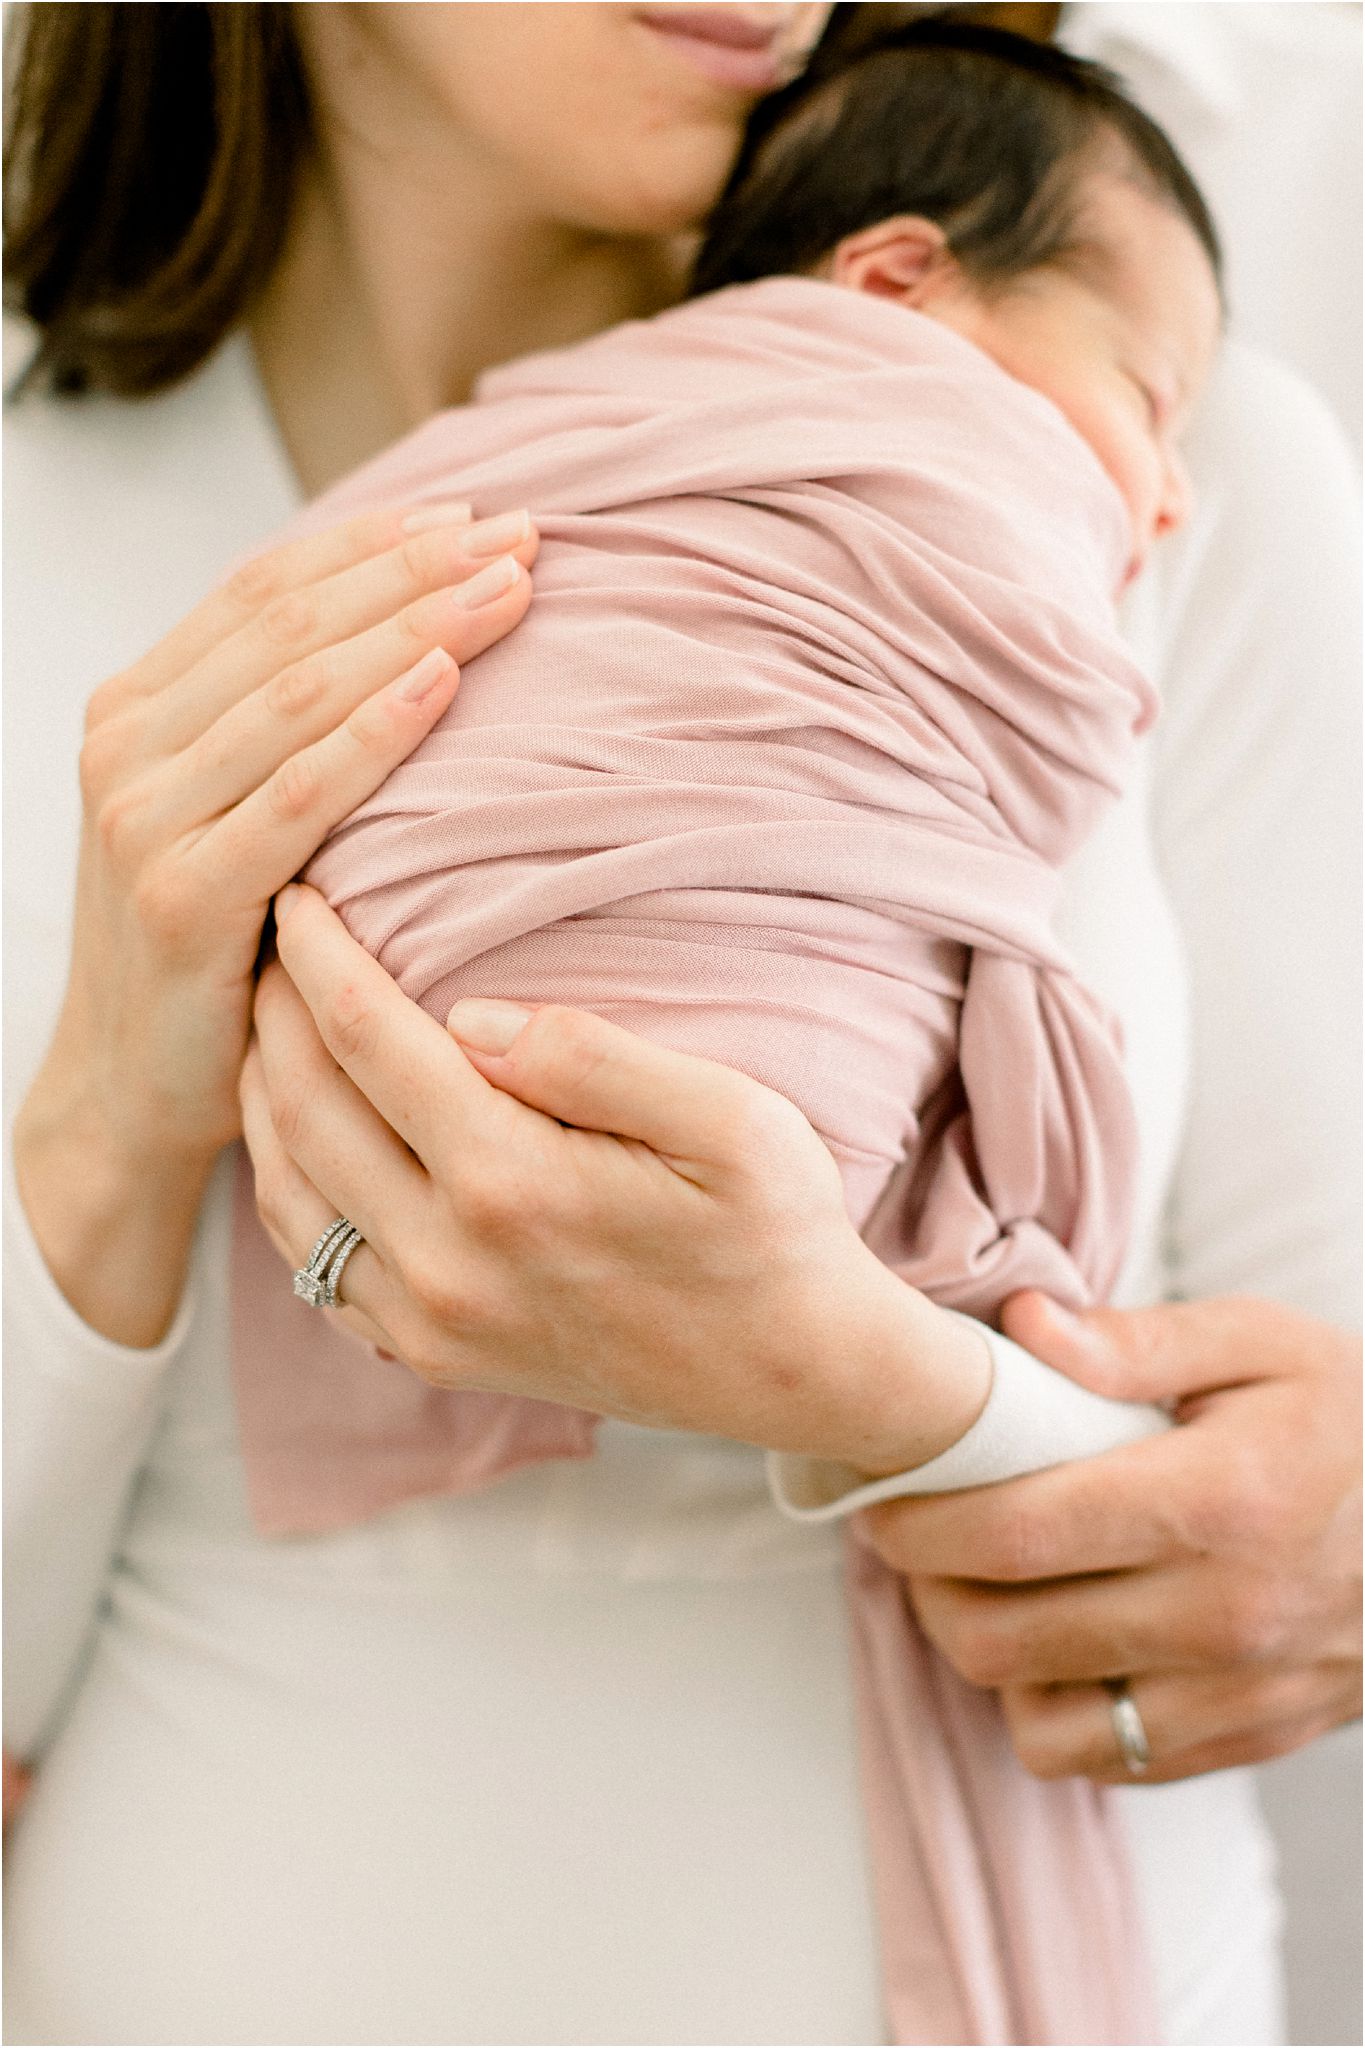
[317, 276, 1148, 1272]
[233, 26, 1224, 2047]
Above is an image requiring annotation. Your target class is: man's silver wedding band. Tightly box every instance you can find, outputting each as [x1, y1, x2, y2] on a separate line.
[1106, 1677, 1152, 1776]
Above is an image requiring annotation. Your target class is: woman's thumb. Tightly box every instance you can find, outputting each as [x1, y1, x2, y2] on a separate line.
[445, 998, 765, 1168]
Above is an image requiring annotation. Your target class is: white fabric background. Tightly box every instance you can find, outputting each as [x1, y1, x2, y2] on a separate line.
[1064, 10, 1363, 2043]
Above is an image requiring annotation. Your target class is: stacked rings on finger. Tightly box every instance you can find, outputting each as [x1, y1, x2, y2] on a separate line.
[1105, 1678, 1152, 1776]
[292, 1216, 365, 1310]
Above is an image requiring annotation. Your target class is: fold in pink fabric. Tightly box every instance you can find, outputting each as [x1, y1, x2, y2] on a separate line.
[231, 278, 1161, 2043]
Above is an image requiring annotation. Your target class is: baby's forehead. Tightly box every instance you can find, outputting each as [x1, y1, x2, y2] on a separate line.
[1060, 167, 1223, 333]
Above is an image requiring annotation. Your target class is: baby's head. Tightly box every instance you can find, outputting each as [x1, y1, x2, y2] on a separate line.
[693, 21, 1223, 586]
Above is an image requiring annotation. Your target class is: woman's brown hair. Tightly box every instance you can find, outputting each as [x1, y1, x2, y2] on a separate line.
[3, 2, 1058, 401]
[4, 2, 309, 396]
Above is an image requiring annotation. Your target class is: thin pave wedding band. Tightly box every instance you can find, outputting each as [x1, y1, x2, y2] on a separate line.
[293, 1216, 364, 1309]
[292, 1218, 351, 1305]
[321, 1226, 363, 1308]
[1105, 1678, 1152, 1776]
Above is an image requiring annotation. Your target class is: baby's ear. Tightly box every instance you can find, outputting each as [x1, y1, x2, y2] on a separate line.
[829, 215, 959, 306]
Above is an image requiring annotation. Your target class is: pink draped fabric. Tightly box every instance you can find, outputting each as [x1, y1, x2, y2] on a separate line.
[231, 279, 1160, 2042]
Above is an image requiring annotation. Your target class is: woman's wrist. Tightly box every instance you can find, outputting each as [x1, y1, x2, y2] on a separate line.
[805, 1244, 993, 1478]
[12, 1073, 217, 1348]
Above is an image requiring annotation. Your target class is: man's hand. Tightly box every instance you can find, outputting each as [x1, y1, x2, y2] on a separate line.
[863, 1291, 1361, 1783]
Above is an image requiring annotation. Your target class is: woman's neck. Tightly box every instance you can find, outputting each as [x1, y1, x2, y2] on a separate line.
[251, 95, 687, 499]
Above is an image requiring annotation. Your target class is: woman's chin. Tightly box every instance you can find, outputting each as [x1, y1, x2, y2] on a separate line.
[555, 130, 741, 242]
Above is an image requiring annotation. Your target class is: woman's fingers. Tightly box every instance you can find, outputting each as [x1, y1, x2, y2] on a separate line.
[250, 961, 427, 1250]
[151, 552, 530, 833]
[179, 646, 468, 905]
[126, 504, 469, 697]
[1000, 1662, 1361, 1784]
[147, 509, 536, 755]
[239, 1035, 395, 1349]
[240, 1035, 340, 1261]
[269, 887, 498, 1164]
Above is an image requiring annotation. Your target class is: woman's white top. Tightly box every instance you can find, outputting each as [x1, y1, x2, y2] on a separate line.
[3, 319, 1358, 2046]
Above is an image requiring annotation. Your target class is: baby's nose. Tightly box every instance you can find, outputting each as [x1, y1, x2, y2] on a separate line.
[1154, 451, 1194, 539]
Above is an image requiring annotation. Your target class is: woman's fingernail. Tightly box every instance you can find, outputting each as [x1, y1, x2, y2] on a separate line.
[390, 646, 456, 703]
[457, 509, 531, 558]
[276, 884, 301, 924]
[400, 500, 474, 534]
[447, 999, 532, 1054]
[452, 554, 520, 608]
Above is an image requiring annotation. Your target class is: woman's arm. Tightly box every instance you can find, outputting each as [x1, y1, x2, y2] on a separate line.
[5, 505, 536, 1755]
[2, 1149, 202, 1757]
[14, 506, 534, 1345]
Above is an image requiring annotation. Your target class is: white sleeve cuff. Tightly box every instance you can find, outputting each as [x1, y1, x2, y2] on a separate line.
[3, 1137, 197, 1396]
[768, 1313, 1170, 1522]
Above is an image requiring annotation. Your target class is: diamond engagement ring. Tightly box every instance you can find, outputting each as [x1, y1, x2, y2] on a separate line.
[1105, 1678, 1152, 1776]
[292, 1216, 365, 1310]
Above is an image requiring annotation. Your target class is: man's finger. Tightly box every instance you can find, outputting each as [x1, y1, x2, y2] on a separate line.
[909, 1558, 1321, 1688]
[861, 1422, 1213, 1581]
[1000, 1661, 1357, 1782]
[998, 1290, 1339, 1407]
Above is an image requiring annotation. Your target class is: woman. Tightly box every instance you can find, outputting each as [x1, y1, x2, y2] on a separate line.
[4, 5, 1358, 2043]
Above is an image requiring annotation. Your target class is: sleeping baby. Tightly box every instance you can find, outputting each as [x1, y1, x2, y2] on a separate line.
[230, 21, 1224, 2038]
[236, 16, 1222, 1507]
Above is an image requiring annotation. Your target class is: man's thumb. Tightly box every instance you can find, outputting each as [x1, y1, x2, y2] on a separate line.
[998, 1289, 1181, 1403]
[999, 1289, 1263, 1405]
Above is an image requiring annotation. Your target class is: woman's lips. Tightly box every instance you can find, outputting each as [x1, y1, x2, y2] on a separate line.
[634, 7, 795, 94]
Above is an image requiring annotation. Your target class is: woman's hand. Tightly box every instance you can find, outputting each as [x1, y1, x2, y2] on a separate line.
[241, 885, 991, 1471]
[864, 1292, 1362, 1784]
[14, 503, 537, 1344]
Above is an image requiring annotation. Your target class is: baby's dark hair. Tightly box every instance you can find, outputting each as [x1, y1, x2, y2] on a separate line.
[690, 20, 1221, 301]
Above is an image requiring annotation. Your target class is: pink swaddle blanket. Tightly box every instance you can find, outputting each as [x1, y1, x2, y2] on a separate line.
[232, 278, 1160, 2043]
